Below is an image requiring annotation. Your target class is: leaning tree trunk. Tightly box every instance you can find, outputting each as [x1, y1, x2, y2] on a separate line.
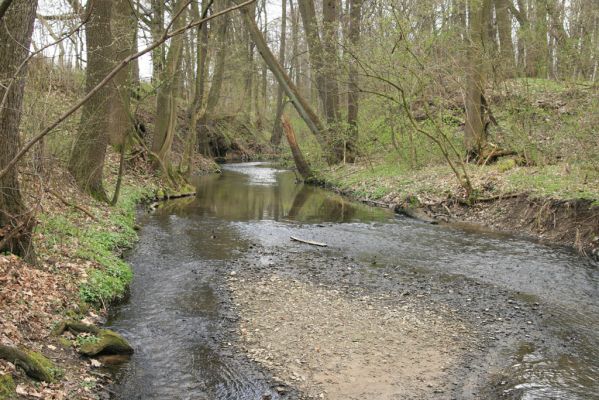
[68, 0, 113, 202]
[271, 0, 288, 146]
[237, 1, 330, 159]
[0, 0, 37, 259]
[282, 115, 313, 180]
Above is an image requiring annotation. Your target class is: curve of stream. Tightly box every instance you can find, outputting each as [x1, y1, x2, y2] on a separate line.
[107, 162, 598, 400]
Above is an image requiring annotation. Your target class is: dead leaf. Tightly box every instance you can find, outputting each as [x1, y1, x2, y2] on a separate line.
[90, 359, 102, 368]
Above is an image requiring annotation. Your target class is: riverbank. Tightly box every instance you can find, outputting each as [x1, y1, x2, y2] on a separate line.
[318, 162, 599, 258]
[0, 151, 216, 399]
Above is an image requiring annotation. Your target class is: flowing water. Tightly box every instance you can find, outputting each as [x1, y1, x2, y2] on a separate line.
[108, 162, 598, 399]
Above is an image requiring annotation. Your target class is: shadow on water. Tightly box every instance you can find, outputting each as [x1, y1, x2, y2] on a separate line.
[108, 162, 598, 399]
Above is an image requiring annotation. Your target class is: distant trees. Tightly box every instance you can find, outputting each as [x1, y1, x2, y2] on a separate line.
[1, 0, 598, 260]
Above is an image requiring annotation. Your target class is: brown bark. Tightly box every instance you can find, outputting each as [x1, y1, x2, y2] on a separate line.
[68, 0, 113, 201]
[282, 116, 313, 180]
[463, 0, 490, 158]
[495, 0, 516, 77]
[237, 1, 329, 157]
[183, 0, 212, 174]
[346, 0, 362, 163]
[108, 0, 136, 147]
[151, 0, 188, 172]
[0, 0, 37, 259]
[271, 0, 288, 146]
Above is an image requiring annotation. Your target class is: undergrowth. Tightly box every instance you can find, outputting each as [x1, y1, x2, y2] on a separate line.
[37, 186, 151, 307]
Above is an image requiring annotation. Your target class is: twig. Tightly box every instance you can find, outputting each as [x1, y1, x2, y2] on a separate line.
[45, 188, 99, 221]
[290, 236, 327, 247]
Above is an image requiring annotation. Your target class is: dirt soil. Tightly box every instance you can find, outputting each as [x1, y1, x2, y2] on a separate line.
[224, 244, 555, 400]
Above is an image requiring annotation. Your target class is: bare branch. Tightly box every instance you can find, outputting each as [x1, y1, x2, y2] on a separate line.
[0, 0, 256, 182]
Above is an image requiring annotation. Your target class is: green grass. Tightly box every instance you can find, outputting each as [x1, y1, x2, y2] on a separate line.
[37, 185, 152, 307]
[507, 164, 599, 200]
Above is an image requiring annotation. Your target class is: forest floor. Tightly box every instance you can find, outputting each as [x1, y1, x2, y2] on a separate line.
[319, 162, 599, 258]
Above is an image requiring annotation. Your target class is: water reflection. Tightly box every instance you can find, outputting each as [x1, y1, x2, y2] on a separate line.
[156, 163, 392, 223]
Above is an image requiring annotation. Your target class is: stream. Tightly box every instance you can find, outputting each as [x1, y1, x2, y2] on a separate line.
[107, 162, 598, 399]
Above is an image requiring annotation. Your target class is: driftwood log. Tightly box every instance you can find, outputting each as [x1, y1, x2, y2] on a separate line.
[290, 236, 327, 247]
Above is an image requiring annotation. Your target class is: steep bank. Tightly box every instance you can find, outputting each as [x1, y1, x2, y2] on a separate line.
[319, 163, 599, 258]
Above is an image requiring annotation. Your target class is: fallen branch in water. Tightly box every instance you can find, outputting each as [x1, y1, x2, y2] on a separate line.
[290, 236, 328, 247]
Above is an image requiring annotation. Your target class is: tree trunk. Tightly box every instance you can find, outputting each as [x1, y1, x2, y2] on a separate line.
[298, 0, 343, 163]
[68, 0, 113, 201]
[151, 0, 188, 173]
[237, 1, 330, 159]
[108, 0, 136, 147]
[204, 6, 229, 118]
[282, 115, 313, 180]
[271, 0, 287, 146]
[321, 0, 341, 122]
[463, 0, 490, 159]
[0, 0, 37, 259]
[495, 0, 516, 77]
[183, 0, 212, 174]
[199, 2, 230, 156]
[289, 0, 300, 88]
[346, 0, 362, 163]
[150, 0, 165, 81]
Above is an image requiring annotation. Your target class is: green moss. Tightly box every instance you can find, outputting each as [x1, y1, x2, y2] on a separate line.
[78, 330, 133, 356]
[0, 374, 15, 400]
[23, 350, 61, 382]
[497, 158, 517, 173]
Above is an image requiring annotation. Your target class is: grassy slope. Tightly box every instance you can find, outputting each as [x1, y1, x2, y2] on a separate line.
[280, 78, 598, 204]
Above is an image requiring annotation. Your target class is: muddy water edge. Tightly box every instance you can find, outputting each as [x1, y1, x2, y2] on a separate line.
[106, 162, 599, 400]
